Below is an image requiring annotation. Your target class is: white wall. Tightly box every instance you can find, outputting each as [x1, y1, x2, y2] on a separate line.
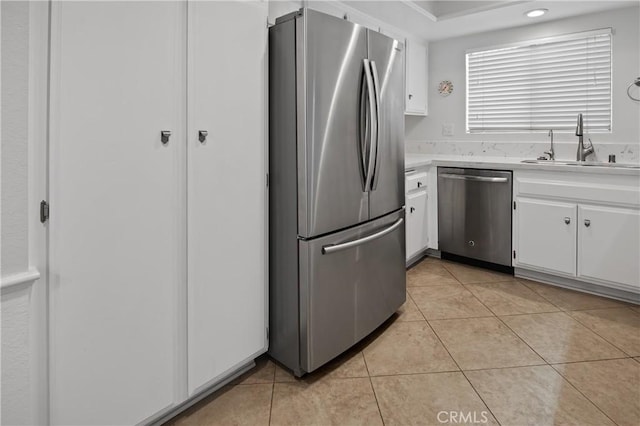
[2, 2, 48, 424]
[406, 6, 640, 151]
[1, 2, 33, 424]
[2, 1, 29, 276]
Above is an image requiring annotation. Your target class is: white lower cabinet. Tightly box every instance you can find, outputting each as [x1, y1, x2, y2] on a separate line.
[578, 205, 640, 291]
[405, 169, 429, 261]
[406, 190, 428, 259]
[513, 170, 640, 298]
[48, 1, 267, 424]
[515, 198, 576, 276]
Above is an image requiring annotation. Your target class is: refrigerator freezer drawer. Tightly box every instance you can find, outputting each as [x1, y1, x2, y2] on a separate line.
[298, 209, 406, 373]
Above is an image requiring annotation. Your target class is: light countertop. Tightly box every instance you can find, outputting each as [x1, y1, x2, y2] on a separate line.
[405, 154, 640, 176]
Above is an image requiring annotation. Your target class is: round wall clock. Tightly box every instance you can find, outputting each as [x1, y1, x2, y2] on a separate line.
[438, 80, 454, 96]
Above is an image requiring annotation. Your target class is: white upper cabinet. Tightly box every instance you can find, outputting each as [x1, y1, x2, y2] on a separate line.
[405, 38, 428, 115]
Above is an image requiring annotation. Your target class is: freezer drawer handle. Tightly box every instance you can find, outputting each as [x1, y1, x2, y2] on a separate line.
[439, 173, 508, 183]
[322, 218, 404, 255]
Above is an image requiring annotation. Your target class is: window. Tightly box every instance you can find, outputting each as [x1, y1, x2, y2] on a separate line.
[466, 29, 612, 133]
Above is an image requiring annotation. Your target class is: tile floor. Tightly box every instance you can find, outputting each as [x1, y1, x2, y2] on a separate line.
[168, 257, 640, 426]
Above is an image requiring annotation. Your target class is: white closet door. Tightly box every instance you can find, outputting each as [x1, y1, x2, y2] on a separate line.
[187, 1, 268, 394]
[49, 2, 185, 424]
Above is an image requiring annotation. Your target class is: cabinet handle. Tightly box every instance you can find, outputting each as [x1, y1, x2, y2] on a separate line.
[408, 94, 413, 100]
[410, 207, 415, 213]
[417, 182, 423, 188]
[564, 217, 571, 224]
[584, 219, 591, 227]
[198, 130, 208, 143]
[161, 130, 171, 145]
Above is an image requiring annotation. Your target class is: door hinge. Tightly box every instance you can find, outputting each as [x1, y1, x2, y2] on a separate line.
[266, 173, 269, 187]
[513, 201, 516, 210]
[40, 200, 49, 223]
[513, 250, 516, 259]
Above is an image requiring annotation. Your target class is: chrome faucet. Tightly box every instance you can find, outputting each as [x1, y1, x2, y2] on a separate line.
[545, 130, 555, 160]
[576, 113, 594, 161]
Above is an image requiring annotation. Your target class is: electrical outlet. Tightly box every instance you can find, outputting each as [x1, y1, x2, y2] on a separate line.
[442, 123, 454, 136]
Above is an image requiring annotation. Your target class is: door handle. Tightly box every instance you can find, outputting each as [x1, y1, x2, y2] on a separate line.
[439, 173, 508, 183]
[161, 130, 171, 145]
[198, 130, 208, 143]
[410, 207, 415, 213]
[362, 59, 377, 192]
[564, 217, 571, 224]
[369, 60, 382, 190]
[322, 218, 403, 255]
[584, 219, 591, 227]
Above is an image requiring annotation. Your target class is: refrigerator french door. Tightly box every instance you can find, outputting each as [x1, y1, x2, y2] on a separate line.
[269, 9, 406, 376]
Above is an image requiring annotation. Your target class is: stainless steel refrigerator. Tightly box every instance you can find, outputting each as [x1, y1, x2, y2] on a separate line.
[269, 8, 406, 376]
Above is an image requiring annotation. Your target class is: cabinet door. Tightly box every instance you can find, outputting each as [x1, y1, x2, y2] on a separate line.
[405, 38, 427, 115]
[48, 2, 185, 424]
[406, 191, 428, 260]
[515, 198, 576, 276]
[578, 205, 640, 291]
[187, 0, 268, 394]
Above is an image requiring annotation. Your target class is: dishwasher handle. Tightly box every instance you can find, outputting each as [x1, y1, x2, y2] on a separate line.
[439, 173, 509, 183]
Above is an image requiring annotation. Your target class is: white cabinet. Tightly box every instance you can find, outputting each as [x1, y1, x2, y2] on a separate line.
[513, 170, 640, 298]
[406, 191, 428, 259]
[49, 2, 267, 424]
[405, 169, 429, 261]
[187, 0, 267, 396]
[514, 198, 576, 276]
[578, 205, 640, 290]
[405, 38, 428, 115]
[49, 3, 184, 424]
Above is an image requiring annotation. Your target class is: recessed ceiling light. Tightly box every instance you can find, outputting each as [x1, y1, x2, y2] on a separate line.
[525, 9, 548, 18]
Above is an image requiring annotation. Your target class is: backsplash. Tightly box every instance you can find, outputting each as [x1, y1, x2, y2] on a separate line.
[405, 140, 639, 163]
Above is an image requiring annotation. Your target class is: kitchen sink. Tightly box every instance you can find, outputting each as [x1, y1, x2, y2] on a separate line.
[521, 159, 640, 169]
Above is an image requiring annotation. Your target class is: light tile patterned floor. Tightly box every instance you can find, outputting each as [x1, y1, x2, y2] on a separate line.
[168, 257, 640, 426]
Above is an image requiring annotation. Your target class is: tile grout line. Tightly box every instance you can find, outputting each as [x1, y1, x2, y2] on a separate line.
[547, 355, 634, 367]
[267, 363, 276, 426]
[361, 350, 386, 426]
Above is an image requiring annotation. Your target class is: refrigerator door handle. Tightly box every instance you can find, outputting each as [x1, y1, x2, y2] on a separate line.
[322, 218, 403, 255]
[359, 63, 370, 189]
[369, 60, 382, 190]
[363, 59, 378, 192]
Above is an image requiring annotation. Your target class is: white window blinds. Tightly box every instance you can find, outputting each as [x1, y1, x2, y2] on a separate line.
[466, 29, 612, 133]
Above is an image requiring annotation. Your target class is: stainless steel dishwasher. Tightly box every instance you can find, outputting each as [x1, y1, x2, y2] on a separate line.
[438, 168, 512, 267]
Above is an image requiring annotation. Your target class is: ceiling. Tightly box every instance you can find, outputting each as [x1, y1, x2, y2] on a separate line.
[343, 0, 639, 41]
